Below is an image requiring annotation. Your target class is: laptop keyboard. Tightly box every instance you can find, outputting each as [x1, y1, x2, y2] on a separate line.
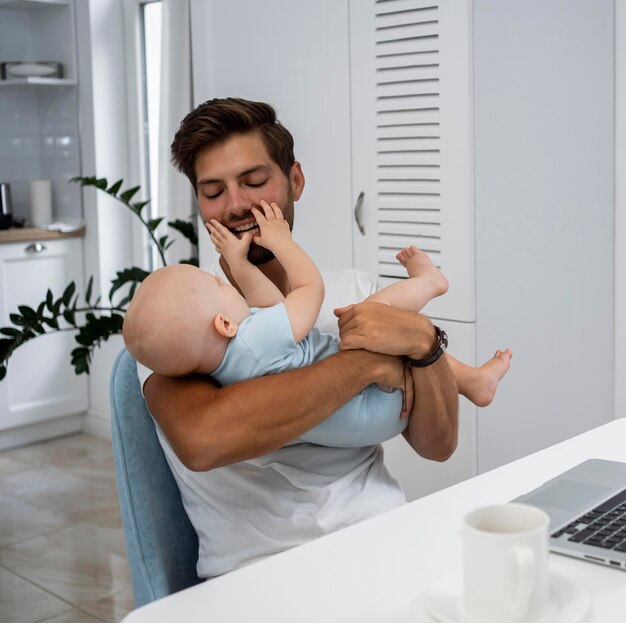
[551, 488, 626, 552]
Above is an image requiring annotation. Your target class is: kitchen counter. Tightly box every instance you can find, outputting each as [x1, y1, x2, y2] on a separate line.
[0, 226, 85, 243]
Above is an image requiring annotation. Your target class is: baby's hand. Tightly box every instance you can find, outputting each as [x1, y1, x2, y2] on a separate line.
[251, 201, 291, 250]
[206, 219, 251, 268]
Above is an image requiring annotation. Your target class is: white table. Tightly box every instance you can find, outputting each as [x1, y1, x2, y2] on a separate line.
[123, 419, 626, 622]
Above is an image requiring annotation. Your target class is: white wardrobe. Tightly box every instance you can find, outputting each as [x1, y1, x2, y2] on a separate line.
[190, 0, 615, 500]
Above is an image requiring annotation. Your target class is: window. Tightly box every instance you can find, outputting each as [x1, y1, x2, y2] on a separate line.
[124, 0, 162, 269]
[140, 0, 162, 228]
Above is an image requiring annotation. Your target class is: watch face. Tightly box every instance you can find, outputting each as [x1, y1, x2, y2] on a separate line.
[437, 327, 448, 350]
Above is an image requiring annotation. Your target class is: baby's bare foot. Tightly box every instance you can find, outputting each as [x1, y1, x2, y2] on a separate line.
[396, 245, 448, 296]
[463, 349, 512, 408]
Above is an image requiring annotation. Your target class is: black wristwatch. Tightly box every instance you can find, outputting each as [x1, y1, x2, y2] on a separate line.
[405, 325, 448, 368]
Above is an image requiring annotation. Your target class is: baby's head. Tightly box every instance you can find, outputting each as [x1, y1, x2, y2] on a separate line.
[123, 264, 250, 376]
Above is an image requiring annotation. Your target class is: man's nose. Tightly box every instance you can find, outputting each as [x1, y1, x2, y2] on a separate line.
[228, 185, 253, 215]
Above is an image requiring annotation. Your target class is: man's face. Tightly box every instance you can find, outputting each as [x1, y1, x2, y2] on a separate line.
[194, 132, 304, 265]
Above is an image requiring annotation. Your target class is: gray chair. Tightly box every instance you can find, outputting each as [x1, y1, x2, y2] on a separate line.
[109, 348, 202, 607]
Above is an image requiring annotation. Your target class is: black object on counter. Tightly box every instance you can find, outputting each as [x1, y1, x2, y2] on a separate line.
[0, 183, 13, 230]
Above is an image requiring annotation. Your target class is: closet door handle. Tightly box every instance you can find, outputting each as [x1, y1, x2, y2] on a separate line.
[25, 242, 47, 254]
[354, 191, 365, 236]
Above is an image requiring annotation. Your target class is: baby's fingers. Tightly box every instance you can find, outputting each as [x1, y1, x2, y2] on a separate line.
[258, 200, 283, 221]
[206, 219, 231, 239]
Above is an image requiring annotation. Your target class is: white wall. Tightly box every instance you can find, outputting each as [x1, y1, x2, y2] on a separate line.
[616, 0, 626, 421]
[190, 0, 353, 274]
[473, 0, 615, 471]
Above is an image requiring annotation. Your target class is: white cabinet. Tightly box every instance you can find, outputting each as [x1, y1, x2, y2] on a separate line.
[349, 0, 615, 479]
[349, 0, 474, 323]
[0, 236, 88, 448]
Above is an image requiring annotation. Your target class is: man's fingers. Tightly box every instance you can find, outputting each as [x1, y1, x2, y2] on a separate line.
[333, 304, 354, 319]
[338, 334, 366, 351]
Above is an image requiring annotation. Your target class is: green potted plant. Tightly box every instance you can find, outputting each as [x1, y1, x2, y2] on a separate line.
[0, 176, 198, 380]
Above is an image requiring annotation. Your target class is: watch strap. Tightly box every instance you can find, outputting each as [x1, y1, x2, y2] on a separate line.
[405, 325, 448, 368]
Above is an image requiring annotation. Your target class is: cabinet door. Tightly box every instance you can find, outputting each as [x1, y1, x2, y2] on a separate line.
[350, 0, 474, 322]
[0, 238, 88, 430]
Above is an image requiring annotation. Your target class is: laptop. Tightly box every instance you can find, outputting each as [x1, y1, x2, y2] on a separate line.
[512, 459, 626, 571]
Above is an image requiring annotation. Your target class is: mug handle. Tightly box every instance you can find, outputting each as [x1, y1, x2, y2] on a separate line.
[510, 546, 535, 620]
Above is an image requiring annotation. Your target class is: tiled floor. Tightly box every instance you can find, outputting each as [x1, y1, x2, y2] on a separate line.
[0, 434, 134, 623]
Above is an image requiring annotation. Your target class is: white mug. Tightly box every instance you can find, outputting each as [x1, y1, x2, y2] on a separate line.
[462, 503, 550, 623]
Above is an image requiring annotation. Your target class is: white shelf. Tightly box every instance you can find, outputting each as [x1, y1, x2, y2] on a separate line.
[0, 0, 70, 9]
[0, 77, 76, 86]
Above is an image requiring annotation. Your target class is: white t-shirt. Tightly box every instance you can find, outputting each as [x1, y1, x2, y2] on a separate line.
[137, 269, 406, 578]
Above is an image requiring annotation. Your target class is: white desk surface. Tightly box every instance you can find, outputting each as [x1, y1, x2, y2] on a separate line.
[124, 419, 626, 622]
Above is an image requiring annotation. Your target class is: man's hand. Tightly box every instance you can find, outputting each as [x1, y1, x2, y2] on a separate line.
[251, 201, 292, 251]
[206, 219, 252, 270]
[334, 301, 436, 359]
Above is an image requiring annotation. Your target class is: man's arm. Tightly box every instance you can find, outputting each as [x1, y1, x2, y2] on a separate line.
[144, 347, 406, 471]
[335, 302, 459, 461]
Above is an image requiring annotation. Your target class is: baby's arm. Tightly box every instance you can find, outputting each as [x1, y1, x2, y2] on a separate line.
[367, 246, 448, 313]
[253, 201, 324, 342]
[206, 219, 285, 308]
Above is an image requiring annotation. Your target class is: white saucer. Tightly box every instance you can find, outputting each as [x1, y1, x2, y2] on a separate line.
[424, 570, 590, 623]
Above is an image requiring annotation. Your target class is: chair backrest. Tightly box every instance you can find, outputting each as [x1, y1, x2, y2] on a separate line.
[109, 348, 202, 607]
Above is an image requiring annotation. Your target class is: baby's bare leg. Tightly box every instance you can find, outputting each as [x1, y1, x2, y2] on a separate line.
[447, 349, 512, 408]
[368, 246, 448, 312]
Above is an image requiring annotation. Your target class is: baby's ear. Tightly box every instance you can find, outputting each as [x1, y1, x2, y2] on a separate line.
[214, 314, 238, 338]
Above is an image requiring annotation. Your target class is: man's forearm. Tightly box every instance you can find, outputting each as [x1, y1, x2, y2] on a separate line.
[335, 302, 460, 460]
[402, 355, 459, 461]
[145, 348, 402, 471]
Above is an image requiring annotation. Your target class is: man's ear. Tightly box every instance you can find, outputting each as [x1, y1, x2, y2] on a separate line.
[290, 161, 305, 201]
[214, 314, 238, 338]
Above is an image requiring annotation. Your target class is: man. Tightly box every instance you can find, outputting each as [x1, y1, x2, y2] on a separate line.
[138, 97, 458, 578]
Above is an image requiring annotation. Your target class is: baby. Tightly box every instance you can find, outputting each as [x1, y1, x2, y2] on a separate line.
[124, 201, 511, 447]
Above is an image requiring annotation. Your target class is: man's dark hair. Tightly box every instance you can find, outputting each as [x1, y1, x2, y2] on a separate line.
[170, 97, 296, 188]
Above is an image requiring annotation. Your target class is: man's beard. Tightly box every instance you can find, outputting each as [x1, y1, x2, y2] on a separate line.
[246, 241, 276, 266]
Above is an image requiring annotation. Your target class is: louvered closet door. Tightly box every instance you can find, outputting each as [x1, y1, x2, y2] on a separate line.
[350, 0, 474, 322]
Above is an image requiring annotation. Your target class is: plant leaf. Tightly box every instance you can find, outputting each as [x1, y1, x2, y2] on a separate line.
[168, 219, 199, 246]
[43, 317, 59, 330]
[62, 282, 76, 307]
[131, 200, 150, 215]
[120, 186, 140, 203]
[63, 310, 76, 326]
[10, 313, 24, 326]
[109, 267, 150, 301]
[147, 217, 164, 233]
[85, 276, 94, 305]
[18, 305, 37, 321]
[107, 179, 123, 195]
[0, 327, 20, 337]
[179, 257, 200, 267]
